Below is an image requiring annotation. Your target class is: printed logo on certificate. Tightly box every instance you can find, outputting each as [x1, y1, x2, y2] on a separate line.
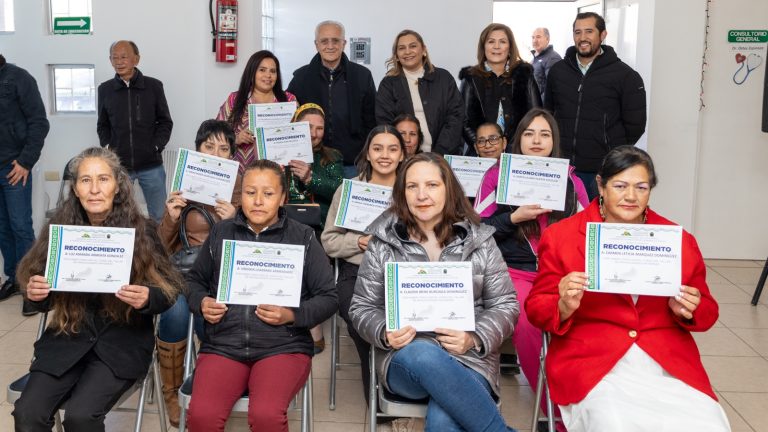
[585, 222, 683, 296]
[334, 179, 392, 232]
[496, 153, 570, 211]
[248, 101, 298, 130]
[170, 148, 240, 206]
[254, 122, 314, 166]
[44, 225, 135, 293]
[444, 155, 496, 198]
[385, 262, 475, 331]
[216, 240, 305, 307]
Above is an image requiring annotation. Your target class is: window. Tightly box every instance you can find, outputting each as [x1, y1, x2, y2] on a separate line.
[0, 0, 14, 33]
[51, 65, 96, 113]
[261, 0, 274, 51]
[49, 0, 92, 34]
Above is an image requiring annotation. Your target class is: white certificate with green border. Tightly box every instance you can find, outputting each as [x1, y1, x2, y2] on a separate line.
[216, 240, 304, 306]
[496, 153, 570, 210]
[385, 262, 475, 331]
[444, 155, 496, 198]
[248, 101, 297, 130]
[170, 148, 239, 206]
[333, 179, 392, 232]
[44, 225, 135, 293]
[585, 222, 682, 296]
[254, 122, 314, 165]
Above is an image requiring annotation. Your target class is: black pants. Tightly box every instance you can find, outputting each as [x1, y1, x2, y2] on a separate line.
[13, 350, 135, 432]
[337, 260, 374, 404]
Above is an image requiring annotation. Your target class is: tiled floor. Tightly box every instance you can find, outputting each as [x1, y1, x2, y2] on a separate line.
[0, 259, 766, 431]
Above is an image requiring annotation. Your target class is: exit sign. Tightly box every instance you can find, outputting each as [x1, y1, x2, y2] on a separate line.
[53, 17, 91, 35]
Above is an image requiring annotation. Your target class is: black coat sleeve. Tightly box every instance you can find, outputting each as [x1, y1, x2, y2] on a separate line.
[620, 70, 647, 145]
[361, 72, 378, 136]
[460, 74, 482, 147]
[375, 76, 399, 125]
[96, 83, 111, 148]
[15, 71, 49, 170]
[151, 81, 173, 153]
[432, 72, 465, 156]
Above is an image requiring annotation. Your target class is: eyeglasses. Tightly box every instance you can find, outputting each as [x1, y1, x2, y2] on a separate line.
[317, 38, 343, 47]
[476, 135, 502, 147]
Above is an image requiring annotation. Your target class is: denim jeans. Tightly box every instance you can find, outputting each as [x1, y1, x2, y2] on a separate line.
[574, 170, 599, 202]
[128, 165, 167, 222]
[387, 340, 515, 432]
[0, 163, 35, 281]
[158, 294, 204, 343]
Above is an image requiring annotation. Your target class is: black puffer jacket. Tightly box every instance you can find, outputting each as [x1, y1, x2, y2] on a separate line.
[376, 67, 464, 156]
[544, 45, 646, 172]
[187, 208, 337, 362]
[0, 60, 49, 170]
[459, 63, 541, 155]
[97, 69, 173, 171]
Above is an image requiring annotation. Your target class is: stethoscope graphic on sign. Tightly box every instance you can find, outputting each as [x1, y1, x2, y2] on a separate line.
[733, 52, 763, 85]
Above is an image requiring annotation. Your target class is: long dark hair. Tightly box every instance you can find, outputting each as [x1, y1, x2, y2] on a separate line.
[354, 125, 406, 182]
[294, 105, 341, 167]
[391, 153, 479, 246]
[228, 50, 288, 128]
[509, 108, 577, 240]
[16, 148, 182, 335]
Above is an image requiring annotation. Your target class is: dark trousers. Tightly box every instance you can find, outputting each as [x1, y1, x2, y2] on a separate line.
[13, 351, 135, 432]
[337, 260, 373, 404]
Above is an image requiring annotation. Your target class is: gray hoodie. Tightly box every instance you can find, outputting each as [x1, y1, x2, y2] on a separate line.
[349, 211, 518, 396]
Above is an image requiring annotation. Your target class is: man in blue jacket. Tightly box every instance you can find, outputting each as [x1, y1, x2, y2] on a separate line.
[0, 54, 49, 315]
[97, 40, 173, 221]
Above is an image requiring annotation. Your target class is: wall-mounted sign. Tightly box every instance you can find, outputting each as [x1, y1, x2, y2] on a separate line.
[53, 17, 91, 35]
[727, 30, 765, 85]
[727, 30, 768, 43]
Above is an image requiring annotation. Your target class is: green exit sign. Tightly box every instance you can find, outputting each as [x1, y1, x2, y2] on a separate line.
[728, 30, 768, 43]
[53, 16, 91, 35]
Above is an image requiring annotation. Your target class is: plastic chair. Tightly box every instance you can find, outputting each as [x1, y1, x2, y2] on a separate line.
[6, 311, 168, 432]
[531, 332, 560, 432]
[177, 313, 314, 432]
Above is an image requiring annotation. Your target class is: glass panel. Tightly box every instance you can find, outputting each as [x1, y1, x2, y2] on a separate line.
[0, 0, 15, 32]
[52, 66, 96, 113]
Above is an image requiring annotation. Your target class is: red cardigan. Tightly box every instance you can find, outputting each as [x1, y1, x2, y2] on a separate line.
[525, 200, 719, 405]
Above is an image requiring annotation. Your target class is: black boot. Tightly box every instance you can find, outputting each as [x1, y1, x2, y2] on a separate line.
[0, 279, 20, 302]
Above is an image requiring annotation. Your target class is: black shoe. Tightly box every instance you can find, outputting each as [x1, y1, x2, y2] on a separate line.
[537, 420, 552, 432]
[22, 301, 39, 317]
[0, 279, 20, 302]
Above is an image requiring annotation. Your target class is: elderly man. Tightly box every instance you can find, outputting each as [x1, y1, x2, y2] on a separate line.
[531, 27, 562, 103]
[287, 20, 376, 178]
[0, 54, 49, 316]
[97, 40, 173, 221]
[545, 12, 646, 199]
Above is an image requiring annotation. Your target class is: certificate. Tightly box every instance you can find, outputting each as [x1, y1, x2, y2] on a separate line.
[254, 122, 314, 165]
[216, 240, 305, 307]
[44, 225, 135, 293]
[585, 223, 683, 296]
[170, 148, 240, 206]
[444, 155, 496, 198]
[496, 153, 570, 211]
[385, 262, 475, 331]
[248, 101, 297, 130]
[333, 179, 392, 232]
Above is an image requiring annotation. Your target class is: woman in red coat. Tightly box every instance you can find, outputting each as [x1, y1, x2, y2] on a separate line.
[525, 146, 731, 431]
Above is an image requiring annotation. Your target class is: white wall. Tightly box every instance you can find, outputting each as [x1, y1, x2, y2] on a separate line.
[274, 0, 493, 88]
[693, 0, 768, 258]
[0, 0, 262, 235]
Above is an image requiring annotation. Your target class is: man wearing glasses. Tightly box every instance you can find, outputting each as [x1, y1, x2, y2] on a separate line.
[288, 21, 376, 179]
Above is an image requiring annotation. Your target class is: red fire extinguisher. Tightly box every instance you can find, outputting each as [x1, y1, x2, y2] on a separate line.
[211, 0, 237, 62]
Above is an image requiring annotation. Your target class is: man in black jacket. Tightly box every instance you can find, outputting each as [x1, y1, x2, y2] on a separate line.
[545, 12, 646, 199]
[287, 21, 376, 178]
[531, 27, 562, 104]
[97, 40, 173, 221]
[0, 54, 49, 315]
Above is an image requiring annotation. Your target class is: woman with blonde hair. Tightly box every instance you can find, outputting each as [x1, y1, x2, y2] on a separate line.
[376, 29, 464, 156]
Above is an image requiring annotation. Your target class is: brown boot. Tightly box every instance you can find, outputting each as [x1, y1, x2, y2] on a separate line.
[157, 338, 187, 428]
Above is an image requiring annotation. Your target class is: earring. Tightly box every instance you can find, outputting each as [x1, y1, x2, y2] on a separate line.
[599, 195, 606, 221]
[642, 207, 648, 224]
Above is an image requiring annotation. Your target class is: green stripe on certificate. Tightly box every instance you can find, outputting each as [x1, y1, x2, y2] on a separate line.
[218, 240, 234, 302]
[335, 180, 353, 226]
[586, 223, 598, 290]
[386, 263, 397, 330]
[45, 226, 61, 285]
[498, 153, 511, 201]
[255, 128, 267, 159]
[171, 149, 188, 192]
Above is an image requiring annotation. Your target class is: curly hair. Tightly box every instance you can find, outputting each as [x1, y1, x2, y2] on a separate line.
[16, 147, 182, 335]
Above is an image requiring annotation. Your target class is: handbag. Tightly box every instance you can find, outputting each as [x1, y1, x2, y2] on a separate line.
[284, 203, 322, 228]
[170, 204, 215, 275]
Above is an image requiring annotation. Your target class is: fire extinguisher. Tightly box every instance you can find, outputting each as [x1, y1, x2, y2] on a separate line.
[211, 0, 237, 63]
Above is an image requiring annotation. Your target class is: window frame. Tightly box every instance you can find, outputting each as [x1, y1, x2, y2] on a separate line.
[49, 64, 97, 115]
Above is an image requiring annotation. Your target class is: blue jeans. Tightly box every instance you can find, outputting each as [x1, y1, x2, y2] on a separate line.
[342, 164, 358, 179]
[129, 165, 167, 222]
[0, 163, 35, 281]
[158, 294, 204, 343]
[574, 170, 599, 201]
[387, 340, 514, 432]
